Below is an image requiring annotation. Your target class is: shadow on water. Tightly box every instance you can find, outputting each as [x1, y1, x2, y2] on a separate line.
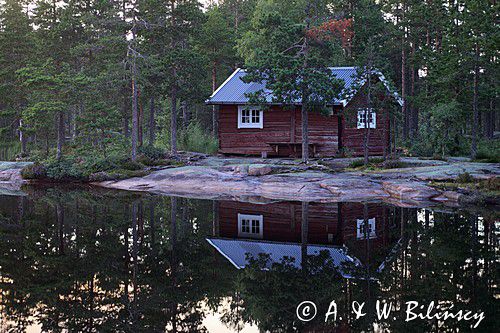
[0, 185, 498, 332]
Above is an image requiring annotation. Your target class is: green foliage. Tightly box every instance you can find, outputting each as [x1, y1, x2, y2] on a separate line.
[121, 160, 144, 171]
[475, 140, 500, 163]
[179, 122, 218, 154]
[456, 172, 473, 184]
[0, 141, 21, 161]
[138, 145, 166, 160]
[409, 101, 470, 158]
[349, 157, 385, 168]
[20, 163, 47, 180]
[482, 177, 500, 191]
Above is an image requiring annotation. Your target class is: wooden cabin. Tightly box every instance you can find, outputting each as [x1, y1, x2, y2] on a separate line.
[206, 67, 403, 157]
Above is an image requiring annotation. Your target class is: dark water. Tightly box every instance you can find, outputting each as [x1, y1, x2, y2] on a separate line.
[0, 186, 498, 332]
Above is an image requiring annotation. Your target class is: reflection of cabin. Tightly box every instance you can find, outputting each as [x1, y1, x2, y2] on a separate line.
[206, 67, 403, 157]
[210, 201, 400, 269]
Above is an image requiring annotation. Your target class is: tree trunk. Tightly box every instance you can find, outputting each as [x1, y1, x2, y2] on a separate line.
[410, 42, 417, 138]
[301, 103, 309, 163]
[401, 46, 407, 141]
[363, 40, 374, 166]
[170, 84, 178, 155]
[301, 3, 311, 164]
[149, 96, 155, 145]
[212, 61, 218, 134]
[19, 118, 27, 155]
[471, 43, 479, 159]
[56, 111, 64, 159]
[170, 0, 177, 156]
[401, 0, 408, 141]
[131, 76, 138, 161]
[182, 101, 189, 129]
[138, 86, 143, 147]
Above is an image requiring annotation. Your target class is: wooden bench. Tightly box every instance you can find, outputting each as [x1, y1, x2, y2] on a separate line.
[267, 142, 318, 157]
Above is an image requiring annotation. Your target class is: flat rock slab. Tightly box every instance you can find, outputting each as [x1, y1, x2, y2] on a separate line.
[95, 163, 496, 206]
[0, 162, 32, 184]
[360, 162, 500, 181]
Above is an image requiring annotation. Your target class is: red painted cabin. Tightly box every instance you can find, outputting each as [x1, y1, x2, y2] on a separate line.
[206, 67, 402, 157]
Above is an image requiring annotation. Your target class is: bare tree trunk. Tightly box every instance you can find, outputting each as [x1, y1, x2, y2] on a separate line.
[301, 103, 309, 163]
[401, 0, 408, 141]
[130, 21, 139, 161]
[363, 41, 374, 166]
[56, 111, 64, 159]
[171, 84, 178, 155]
[19, 118, 27, 155]
[149, 96, 155, 145]
[301, 2, 311, 164]
[131, 77, 138, 161]
[138, 86, 143, 147]
[182, 101, 189, 129]
[212, 62, 218, 134]
[170, 0, 178, 156]
[123, 93, 130, 138]
[410, 42, 417, 138]
[471, 43, 479, 159]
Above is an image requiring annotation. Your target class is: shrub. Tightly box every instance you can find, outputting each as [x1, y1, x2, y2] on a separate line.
[475, 140, 500, 163]
[21, 163, 47, 180]
[349, 157, 386, 168]
[382, 159, 405, 169]
[45, 158, 86, 181]
[456, 172, 474, 184]
[179, 122, 218, 154]
[349, 159, 365, 168]
[120, 160, 144, 171]
[138, 145, 166, 160]
[481, 177, 500, 191]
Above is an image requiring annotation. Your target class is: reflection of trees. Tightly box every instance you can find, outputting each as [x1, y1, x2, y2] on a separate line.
[0, 190, 497, 332]
[377, 208, 499, 332]
[0, 189, 235, 332]
[217, 205, 498, 333]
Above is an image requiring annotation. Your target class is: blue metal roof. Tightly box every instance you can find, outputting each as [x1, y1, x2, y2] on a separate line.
[206, 67, 403, 107]
[206, 238, 360, 278]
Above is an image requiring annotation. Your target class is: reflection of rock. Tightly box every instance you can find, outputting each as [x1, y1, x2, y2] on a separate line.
[382, 181, 440, 201]
[433, 191, 463, 203]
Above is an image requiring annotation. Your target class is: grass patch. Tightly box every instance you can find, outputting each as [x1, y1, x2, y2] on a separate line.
[430, 176, 500, 193]
[347, 157, 407, 171]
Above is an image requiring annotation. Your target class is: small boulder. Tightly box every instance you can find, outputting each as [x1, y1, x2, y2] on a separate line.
[248, 164, 273, 176]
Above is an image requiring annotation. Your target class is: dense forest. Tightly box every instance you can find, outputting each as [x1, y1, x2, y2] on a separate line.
[0, 0, 498, 167]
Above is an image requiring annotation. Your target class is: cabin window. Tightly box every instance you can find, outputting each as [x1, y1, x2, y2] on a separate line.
[238, 106, 263, 129]
[356, 218, 376, 239]
[238, 213, 263, 239]
[357, 108, 376, 129]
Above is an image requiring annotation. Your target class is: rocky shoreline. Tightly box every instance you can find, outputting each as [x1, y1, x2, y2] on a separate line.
[1, 158, 498, 207]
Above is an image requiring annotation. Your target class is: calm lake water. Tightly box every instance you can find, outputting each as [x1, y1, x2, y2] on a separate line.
[0, 186, 498, 332]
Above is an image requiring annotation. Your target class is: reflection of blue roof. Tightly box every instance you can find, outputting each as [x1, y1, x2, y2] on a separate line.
[206, 67, 403, 107]
[207, 238, 360, 278]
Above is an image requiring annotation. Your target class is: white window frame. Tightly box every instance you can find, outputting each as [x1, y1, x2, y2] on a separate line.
[357, 108, 376, 129]
[356, 218, 377, 239]
[238, 105, 263, 129]
[238, 213, 263, 239]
